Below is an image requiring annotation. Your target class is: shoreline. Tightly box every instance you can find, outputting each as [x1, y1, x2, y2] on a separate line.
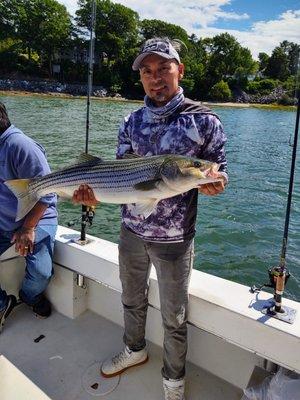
[0, 90, 296, 111]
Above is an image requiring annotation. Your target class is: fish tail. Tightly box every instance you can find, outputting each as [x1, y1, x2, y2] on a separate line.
[4, 178, 39, 221]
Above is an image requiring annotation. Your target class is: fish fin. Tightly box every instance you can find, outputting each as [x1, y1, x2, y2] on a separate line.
[122, 153, 142, 159]
[134, 179, 161, 191]
[76, 152, 103, 165]
[4, 179, 39, 221]
[133, 199, 159, 219]
[197, 177, 223, 185]
[55, 189, 72, 199]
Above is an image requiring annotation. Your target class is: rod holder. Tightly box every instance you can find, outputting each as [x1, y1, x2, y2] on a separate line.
[260, 265, 296, 324]
[76, 274, 85, 288]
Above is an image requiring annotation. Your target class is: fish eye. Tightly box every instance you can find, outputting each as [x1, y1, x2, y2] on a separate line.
[194, 161, 202, 168]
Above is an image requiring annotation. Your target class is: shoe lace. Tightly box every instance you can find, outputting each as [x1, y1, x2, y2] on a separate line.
[111, 348, 129, 366]
[164, 384, 184, 400]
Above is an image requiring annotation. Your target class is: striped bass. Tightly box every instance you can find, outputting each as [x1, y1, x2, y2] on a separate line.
[4, 153, 221, 221]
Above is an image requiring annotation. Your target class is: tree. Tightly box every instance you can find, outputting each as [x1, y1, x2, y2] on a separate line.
[265, 41, 300, 80]
[209, 80, 232, 101]
[279, 40, 300, 76]
[76, 0, 140, 91]
[265, 46, 290, 80]
[76, 0, 139, 62]
[140, 19, 189, 44]
[34, 0, 72, 73]
[205, 33, 256, 90]
[0, 0, 72, 72]
[258, 52, 269, 74]
[0, 0, 19, 40]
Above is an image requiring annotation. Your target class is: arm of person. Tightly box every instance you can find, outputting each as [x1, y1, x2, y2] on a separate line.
[72, 114, 133, 205]
[11, 202, 48, 256]
[197, 115, 228, 196]
[10, 136, 57, 255]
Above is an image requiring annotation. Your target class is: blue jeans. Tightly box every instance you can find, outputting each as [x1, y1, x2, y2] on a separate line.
[0, 224, 57, 310]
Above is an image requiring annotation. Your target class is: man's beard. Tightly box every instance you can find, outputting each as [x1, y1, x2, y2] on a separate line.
[151, 91, 169, 105]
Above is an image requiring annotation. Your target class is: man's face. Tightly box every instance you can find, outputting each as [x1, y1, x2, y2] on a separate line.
[139, 54, 184, 107]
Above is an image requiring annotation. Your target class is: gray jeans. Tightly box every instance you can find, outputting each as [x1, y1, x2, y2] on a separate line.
[119, 225, 194, 380]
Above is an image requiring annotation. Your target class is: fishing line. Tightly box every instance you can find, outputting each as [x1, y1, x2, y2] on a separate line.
[80, 0, 97, 244]
[251, 53, 299, 324]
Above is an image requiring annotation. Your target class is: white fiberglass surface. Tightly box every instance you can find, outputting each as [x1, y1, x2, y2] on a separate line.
[0, 305, 242, 400]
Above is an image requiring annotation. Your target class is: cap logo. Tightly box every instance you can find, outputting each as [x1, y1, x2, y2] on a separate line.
[132, 39, 180, 70]
[142, 41, 170, 55]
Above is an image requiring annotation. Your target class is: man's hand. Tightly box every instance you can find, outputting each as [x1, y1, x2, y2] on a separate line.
[11, 227, 35, 256]
[72, 185, 98, 206]
[198, 174, 227, 196]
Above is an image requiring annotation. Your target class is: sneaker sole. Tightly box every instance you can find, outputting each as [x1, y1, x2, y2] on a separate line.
[101, 355, 149, 378]
[0, 297, 17, 333]
[34, 313, 50, 320]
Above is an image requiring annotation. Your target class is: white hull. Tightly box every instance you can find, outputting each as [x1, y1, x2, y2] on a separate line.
[1, 225, 299, 399]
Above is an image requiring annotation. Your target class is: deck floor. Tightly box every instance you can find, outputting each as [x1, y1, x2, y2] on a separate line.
[0, 305, 243, 400]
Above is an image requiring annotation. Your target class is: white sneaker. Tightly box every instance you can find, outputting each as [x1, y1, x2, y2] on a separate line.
[101, 346, 148, 377]
[163, 378, 185, 400]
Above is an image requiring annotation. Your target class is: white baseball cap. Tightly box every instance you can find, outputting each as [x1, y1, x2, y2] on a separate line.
[132, 39, 181, 71]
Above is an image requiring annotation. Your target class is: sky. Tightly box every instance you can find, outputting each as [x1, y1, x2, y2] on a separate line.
[59, 0, 300, 59]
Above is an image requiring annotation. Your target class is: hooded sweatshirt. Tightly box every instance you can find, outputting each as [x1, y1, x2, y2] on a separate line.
[116, 87, 228, 242]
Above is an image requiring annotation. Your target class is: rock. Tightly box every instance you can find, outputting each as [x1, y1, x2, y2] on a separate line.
[0, 78, 110, 98]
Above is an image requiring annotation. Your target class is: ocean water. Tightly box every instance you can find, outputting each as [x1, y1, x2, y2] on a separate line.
[1, 94, 299, 301]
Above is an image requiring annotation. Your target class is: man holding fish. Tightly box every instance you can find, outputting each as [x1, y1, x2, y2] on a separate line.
[73, 38, 228, 400]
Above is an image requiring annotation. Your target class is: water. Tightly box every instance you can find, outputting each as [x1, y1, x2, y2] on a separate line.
[1, 94, 299, 302]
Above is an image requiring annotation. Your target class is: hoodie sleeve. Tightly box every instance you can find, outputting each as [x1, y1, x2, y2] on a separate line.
[196, 114, 228, 182]
[116, 114, 133, 159]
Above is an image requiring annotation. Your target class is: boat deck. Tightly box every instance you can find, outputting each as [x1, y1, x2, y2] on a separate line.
[0, 304, 243, 400]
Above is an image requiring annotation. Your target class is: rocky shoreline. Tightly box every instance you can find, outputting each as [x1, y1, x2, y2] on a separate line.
[231, 87, 293, 105]
[0, 78, 295, 107]
[0, 78, 122, 99]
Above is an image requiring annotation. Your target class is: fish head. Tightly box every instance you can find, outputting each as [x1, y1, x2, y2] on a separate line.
[160, 156, 221, 191]
[180, 157, 220, 180]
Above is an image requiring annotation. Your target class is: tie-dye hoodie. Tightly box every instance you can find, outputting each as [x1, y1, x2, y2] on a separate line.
[116, 87, 227, 242]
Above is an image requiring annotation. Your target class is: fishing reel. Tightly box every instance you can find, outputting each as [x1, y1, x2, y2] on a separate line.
[251, 264, 296, 324]
[251, 265, 290, 294]
[68, 206, 96, 228]
[68, 205, 96, 246]
[86, 206, 96, 226]
[267, 265, 290, 290]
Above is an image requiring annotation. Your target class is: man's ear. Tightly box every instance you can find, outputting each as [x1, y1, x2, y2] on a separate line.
[178, 63, 184, 80]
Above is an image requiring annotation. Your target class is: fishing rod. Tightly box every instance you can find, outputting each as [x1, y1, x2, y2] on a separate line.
[80, 0, 97, 244]
[251, 59, 299, 324]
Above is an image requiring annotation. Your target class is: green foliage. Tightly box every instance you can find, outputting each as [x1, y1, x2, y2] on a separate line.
[0, 0, 72, 76]
[247, 79, 280, 95]
[277, 94, 295, 106]
[265, 41, 300, 80]
[258, 52, 269, 73]
[0, 50, 41, 75]
[180, 78, 195, 96]
[205, 33, 256, 89]
[76, 0, 140, 92]
[140, 19, 189, 44]
[265, 47, 289, 80]
[59, 59, 87, 83]
[279, 40, 300, 75]
[0, 0, 298, 104]
[0, 0, 19, 40]
[282, 76, 297, 97]
[209, 80, 232, 101]
[109, 83, 121, 95]
[0, 37, 20, 53]
[76, 0, 139, 61]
